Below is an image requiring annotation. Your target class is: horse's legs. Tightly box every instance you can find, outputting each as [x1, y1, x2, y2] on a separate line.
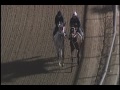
[77, 49, 80, 65]
[61, 48, 64, 66]
[58, 49, 61, 66]
[71, 47, 74, 63]
[57, 49, 59, 59]
[59, 48, 64, 67]
[55, 43, 59, 59]
[62, 47, 64, 64]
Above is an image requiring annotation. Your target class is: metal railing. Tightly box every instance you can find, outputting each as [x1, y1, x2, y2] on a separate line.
[99, 5, 118, 85]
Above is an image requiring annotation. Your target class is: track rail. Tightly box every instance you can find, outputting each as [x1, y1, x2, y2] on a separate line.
[99, 5, 118, 85]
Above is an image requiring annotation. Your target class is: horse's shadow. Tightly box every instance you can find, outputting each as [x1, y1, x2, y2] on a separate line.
[1, 56, 63, 83]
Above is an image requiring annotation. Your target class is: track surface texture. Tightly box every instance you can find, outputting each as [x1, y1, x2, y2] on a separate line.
[1, 5, 119, 85]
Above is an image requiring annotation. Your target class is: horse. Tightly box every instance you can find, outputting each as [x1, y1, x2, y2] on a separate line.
[53, 22, 66, 67]
[69, 27, 83, 65]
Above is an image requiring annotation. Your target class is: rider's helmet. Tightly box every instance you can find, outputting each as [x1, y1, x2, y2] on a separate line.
[73, 11, 77, 16]
[57, 11, 62, 17]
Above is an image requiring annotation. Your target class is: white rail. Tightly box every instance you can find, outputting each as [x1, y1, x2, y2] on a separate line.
[99, 5, 118, 85]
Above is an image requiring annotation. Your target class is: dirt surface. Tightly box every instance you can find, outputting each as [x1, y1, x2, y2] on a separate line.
[1, 5, 119, 85]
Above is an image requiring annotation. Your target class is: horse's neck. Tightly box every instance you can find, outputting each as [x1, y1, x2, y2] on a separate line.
[56, 30, 63, 37]
[54, 30, 64, 46]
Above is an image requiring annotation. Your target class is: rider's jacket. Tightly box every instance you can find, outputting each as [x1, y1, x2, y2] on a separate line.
[70, 16, 80, 28]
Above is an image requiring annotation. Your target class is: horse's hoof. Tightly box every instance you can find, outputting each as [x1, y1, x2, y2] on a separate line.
[59, 62, 62, 67]
[59, 62, 64, 67]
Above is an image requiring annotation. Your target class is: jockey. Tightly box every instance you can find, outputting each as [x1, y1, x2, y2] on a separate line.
[70, 11, 84, 38]
[55, 11, 64, 26]
[53, 11, 66, 36]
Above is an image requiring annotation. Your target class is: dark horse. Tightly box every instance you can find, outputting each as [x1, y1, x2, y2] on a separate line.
[69, 27, 83, 65]
[53, 22, 66, 67]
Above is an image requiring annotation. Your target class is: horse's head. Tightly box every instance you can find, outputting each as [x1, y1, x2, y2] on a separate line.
[70, 27, 77, 38]
[70, 27, 83, 43]
[57, 22, 66, 36]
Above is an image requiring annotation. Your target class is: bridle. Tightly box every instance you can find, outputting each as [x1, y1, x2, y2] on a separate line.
[58, 22, 66, 37]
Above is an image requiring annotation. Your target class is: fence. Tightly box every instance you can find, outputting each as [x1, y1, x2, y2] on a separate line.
[99, 5, 118, 85]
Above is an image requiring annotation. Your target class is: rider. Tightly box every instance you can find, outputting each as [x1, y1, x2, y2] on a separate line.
[55, 11, 64, 26]
[69, 11, 83, 38]
[53, 11, 65, 36]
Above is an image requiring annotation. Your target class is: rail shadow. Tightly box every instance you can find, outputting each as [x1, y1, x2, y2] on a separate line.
[1, 56, 61, 83]
[72, 5, 119, 85]
[92, 5, 119, 85]
[92, 5, 120, 14]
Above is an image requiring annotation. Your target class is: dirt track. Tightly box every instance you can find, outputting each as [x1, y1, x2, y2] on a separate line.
[1, 5, 119, 85]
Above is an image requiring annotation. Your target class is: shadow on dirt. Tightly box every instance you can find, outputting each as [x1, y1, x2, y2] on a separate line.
[92, 5, 119, 14]
[1, 56, 61, 83]
[72, 5, 88, 85]
[92, 5, 119, 85]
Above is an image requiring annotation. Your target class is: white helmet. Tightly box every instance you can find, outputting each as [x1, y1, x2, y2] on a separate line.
[73, 11, 77, 16]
